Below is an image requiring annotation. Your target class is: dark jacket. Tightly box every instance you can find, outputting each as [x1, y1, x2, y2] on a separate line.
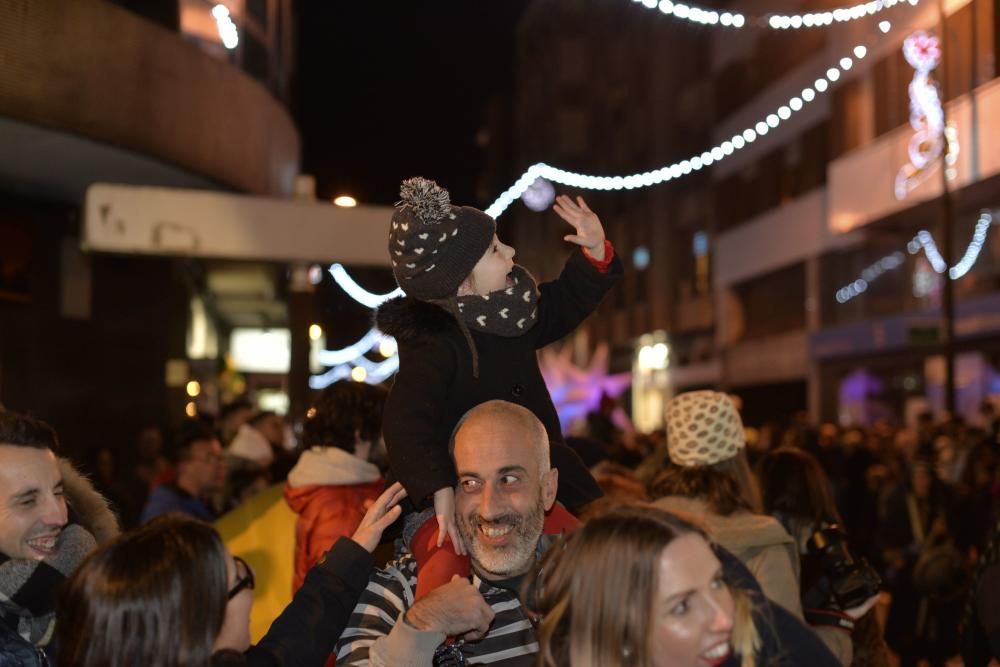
[376, 248, 622, 511]
[0, 622, 46, 667]
[717, 546, 840, 667]
[212, 537, 375, 667]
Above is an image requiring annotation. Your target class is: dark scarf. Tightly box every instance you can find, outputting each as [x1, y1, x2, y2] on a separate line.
[455, 265, 540, 336]
[0, 524, 96, 646]
[432, 265, 540, 378]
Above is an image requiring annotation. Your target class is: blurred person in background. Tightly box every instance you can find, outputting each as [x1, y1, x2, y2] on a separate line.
[140, 420, 226, 523]
[284, 381, 386, 593]
[880, 460, 965, 666]
[650, 391, 803, 621]
[757, 447, 887, 666]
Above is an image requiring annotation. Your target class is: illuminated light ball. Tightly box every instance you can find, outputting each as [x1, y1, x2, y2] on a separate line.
[720, 12, 733, 26]
[854, 45, 868, 58]
[815, 78, 829, 92]
[802, 87, 816, 102]
[674, 3, 691, 19]
[803, 14, 815, 27]
[743, 128, 757, 142]
[756, 121, 769, 135]
[186, 380, 201, 398]
[306, 407, 317, 419]
[308, 264, 324, 285]
[840, 57, 853, 70]
[379, 338, 398, 358]
[777, 106, 791, 120]
[633, 246, 651, 270]
[711, 146, 724, 161]
[658, 0, 674, 12]
[732, 135, 746, 150]
[642, 0, 657, 8]
[521, 177, 556, 212]
[185, 402, 197, 418]
[827, 68, 840, 82]
[351, 366, 368, 383]
[721, 140, 734, 155]
[789, 97, 803, 111]
[790, 16, 802, 28]
[769, 16, 782, 28]
[732, 14, 745, 27]
[879, 20, 891, 33]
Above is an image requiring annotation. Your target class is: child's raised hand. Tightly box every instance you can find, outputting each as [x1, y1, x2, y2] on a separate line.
[433, 486, 467, 556]
[553, 195, 606, 261]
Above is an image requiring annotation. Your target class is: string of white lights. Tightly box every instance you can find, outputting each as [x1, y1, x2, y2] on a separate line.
[630, 0, 917, 30]
[328, 263, 404, 308]
[837, 211, 996, 303]
[315, 328, 389, 366]
[485, 42, 870, 218]
[309, 355, 399, 389]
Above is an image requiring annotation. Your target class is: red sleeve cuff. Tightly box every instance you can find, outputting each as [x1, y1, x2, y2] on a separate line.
[583, 240, 615, 273]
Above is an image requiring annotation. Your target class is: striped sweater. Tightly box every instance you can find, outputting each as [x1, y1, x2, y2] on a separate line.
[335, 553, 539, 666]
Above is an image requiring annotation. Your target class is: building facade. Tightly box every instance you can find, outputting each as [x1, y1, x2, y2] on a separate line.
[506, 0, 1000, 429]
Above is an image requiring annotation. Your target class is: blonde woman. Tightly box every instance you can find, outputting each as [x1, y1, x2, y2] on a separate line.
[524, 505, 838, 667]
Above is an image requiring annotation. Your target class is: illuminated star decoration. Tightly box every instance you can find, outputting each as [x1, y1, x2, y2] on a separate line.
[895, 30, 959, 200]
[538, 342, 632, 432]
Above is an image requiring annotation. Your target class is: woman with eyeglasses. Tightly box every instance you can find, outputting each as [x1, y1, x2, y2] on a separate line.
[55, 482, 406, 666]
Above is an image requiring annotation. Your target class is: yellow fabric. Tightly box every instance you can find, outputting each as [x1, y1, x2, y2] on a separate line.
[215, 483, 296, 644]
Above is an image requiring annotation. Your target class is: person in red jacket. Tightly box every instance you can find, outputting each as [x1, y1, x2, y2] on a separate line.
[284, 381, 386, 592]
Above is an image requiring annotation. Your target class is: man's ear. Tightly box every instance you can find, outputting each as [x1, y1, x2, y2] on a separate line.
[542, 468, 558, 511]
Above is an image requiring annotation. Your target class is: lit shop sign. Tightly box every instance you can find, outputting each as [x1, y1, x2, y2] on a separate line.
[230, 328, 291, 373]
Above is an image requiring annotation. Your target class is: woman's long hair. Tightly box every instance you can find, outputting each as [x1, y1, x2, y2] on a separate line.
[524, 505, 758, 667]
[756, 447, 841, 538]
[57, 514, 230, 667]
[648, 451, 763, 515]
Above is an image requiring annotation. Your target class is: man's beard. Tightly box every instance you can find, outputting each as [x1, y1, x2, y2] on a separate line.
[458, 495, 546, 580]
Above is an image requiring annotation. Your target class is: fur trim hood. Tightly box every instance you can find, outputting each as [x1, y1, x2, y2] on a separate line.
[59, 458, 120, 544]
[374, 295, 454, 343]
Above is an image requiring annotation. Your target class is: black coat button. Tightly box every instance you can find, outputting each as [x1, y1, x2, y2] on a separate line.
[511, 384, 524, 397]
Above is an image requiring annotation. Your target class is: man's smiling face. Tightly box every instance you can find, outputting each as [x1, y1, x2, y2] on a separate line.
[0, 445, 68, 561]
[453, 403, 557, 581]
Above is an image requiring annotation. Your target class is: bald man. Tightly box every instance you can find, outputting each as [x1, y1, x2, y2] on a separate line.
[336, 400, 558, 666]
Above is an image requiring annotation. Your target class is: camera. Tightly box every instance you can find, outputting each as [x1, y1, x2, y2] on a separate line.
[804, 524, 882, 611]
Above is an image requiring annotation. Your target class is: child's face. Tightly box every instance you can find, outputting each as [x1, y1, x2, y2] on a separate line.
[462, 235, 516, 296]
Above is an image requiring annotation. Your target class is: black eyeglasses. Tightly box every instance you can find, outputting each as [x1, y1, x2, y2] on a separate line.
[227, 555, 255, 600]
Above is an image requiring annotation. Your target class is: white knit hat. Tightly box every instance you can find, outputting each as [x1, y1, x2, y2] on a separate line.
[227, 423, 274, 467]
[666, 390, 745, 467]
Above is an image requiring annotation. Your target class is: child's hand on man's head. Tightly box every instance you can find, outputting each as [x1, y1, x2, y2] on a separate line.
[433, 486, 467, 556]
[553, 195, 606, 261]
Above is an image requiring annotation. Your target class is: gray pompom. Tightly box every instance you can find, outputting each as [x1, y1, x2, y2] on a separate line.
[399, 177, 451, 223]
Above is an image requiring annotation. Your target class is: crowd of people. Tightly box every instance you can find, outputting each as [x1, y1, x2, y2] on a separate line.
[2, 178, 999, 666]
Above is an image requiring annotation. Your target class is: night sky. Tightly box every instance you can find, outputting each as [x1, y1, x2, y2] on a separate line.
[294, 1, 532, 208]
